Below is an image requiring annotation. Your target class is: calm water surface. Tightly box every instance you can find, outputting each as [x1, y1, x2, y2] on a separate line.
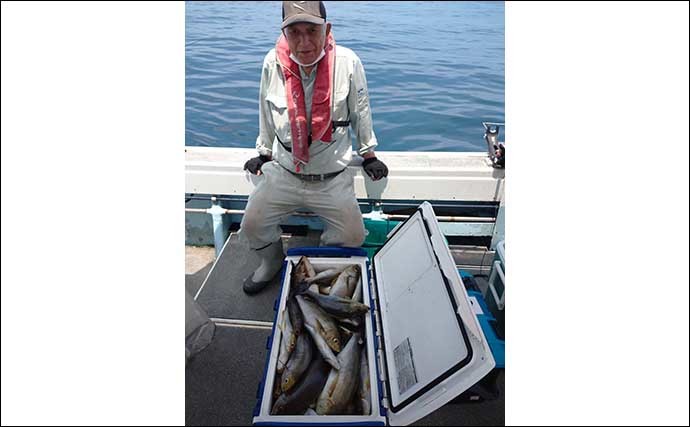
[186, 1, 504, 151]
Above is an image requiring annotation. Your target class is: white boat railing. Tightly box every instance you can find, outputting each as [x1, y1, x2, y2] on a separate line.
[185, 146, 506, 259]
[185, 147, 505, 202]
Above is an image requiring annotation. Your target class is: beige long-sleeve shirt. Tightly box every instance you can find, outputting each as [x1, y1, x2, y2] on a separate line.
[255, 45, 378, 174]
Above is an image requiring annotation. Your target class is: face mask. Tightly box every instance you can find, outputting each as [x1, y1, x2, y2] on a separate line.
[289, 49, 326, 67]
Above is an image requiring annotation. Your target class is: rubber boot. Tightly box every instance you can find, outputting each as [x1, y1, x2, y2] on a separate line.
[243, 240, 284, 295]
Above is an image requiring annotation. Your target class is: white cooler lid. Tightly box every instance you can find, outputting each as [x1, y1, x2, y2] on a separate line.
[372, 202, 495, 426]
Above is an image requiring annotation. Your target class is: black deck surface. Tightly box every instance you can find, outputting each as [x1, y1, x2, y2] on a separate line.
[195, 232, 321, 322]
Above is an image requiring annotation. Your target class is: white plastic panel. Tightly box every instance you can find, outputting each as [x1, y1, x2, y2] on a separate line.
[373, 202, 496, 426]
[374, 214, 469, 406]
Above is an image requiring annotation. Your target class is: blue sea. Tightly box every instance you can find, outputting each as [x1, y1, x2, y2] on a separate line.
[186, 1, 504, 152]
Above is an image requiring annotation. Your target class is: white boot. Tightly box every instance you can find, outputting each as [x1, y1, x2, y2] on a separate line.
[243, 240, 284, 295]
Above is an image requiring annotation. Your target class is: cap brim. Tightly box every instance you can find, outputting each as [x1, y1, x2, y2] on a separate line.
[281, 14, 325, 29]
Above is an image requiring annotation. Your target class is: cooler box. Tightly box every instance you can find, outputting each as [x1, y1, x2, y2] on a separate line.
[252, 202, 496, 426]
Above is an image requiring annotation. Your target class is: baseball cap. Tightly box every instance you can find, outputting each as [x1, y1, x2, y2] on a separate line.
[282, 1, 327, 29]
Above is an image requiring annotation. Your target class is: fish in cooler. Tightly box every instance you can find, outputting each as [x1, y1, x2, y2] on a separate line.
[316, 332, 363, 415]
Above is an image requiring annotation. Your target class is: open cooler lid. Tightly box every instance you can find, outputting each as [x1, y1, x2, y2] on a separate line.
[372, 202, 496, 426]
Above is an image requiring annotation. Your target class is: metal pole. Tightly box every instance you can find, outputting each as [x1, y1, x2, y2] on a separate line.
[185, 208, 207, 214]
[208, 197, 228, 257]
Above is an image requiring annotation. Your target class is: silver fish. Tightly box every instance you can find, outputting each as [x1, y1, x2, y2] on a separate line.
[281, 332, 313, 392]
[296, 295, 341, 352]
[287, 296, 303, 336]
[344, 400, 358, 415]
[276, 310, 296, 373]
[271, 353, 330, 415]
[305, 267, 345, 284]
[292, 256, 316, 287]
[273, 373, 282, 400]
[339, 325, 353, 342]
[330, 265, 360, 299]
[304, 324, 340, 370]
[316, 332, 362, 415]
[358, 346, 371, 415]
[351, 276, 363, 303]
[340, 317, 362, 330]
[304, 289, 370, 319]
[319, 285, 332, 295]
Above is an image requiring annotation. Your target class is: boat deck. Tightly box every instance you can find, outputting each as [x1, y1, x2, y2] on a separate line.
[185, 232, 505, 426]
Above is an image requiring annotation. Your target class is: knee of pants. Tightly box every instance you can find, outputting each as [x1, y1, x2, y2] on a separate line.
[239, 213, 276, 248]
[239, 214, 259, 239]
[341, 222, 366, 247]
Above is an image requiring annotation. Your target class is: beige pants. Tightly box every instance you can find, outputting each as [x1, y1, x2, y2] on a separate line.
[239, 161, 366, 250]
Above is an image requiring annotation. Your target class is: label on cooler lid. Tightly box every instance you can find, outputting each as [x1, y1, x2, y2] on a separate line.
[393, 337, 418, 395]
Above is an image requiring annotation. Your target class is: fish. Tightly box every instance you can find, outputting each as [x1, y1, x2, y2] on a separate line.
[316, 332, 362, 415]
[286, 296, 303, 336]
[344, 400, 358, 415]
[292, 256, 316, 288]
[329, 265, 360, 299]
[351, 276, 363, 303]
[273, 374, 283, 400]
[281, 332, 313, 392]
[288, 261, 297, 286]
[271, 353, 330, 415]
[338, 325, 353, 344]
[318, 285, 332, 295]
[292, 280, 311, 295]
[339, 316, 363, 330]
[305, 267, 345, 284]
[295, 295, 341, 353]
[276, 310, 296, 373]
[304, 324, 340, 370]
[336, 326, 358, 349]
[304, 289, 370, 319]
[357, 346, 371, 415]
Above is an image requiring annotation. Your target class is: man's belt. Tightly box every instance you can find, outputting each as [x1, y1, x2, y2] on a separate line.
[282, 165, 346, 182]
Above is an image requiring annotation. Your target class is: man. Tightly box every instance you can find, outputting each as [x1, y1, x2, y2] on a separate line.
[240, 1, 388, 295]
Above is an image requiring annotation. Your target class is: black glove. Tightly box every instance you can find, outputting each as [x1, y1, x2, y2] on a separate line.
[362, 157, 388, 181]
[243, 155, 271, 175]
[494, 143, 505, 168]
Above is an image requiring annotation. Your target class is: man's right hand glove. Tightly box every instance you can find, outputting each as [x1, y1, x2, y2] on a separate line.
[243, 155, 272, 175]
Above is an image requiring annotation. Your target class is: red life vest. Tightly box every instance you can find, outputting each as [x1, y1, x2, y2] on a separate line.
[275, 32, 335, 172]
